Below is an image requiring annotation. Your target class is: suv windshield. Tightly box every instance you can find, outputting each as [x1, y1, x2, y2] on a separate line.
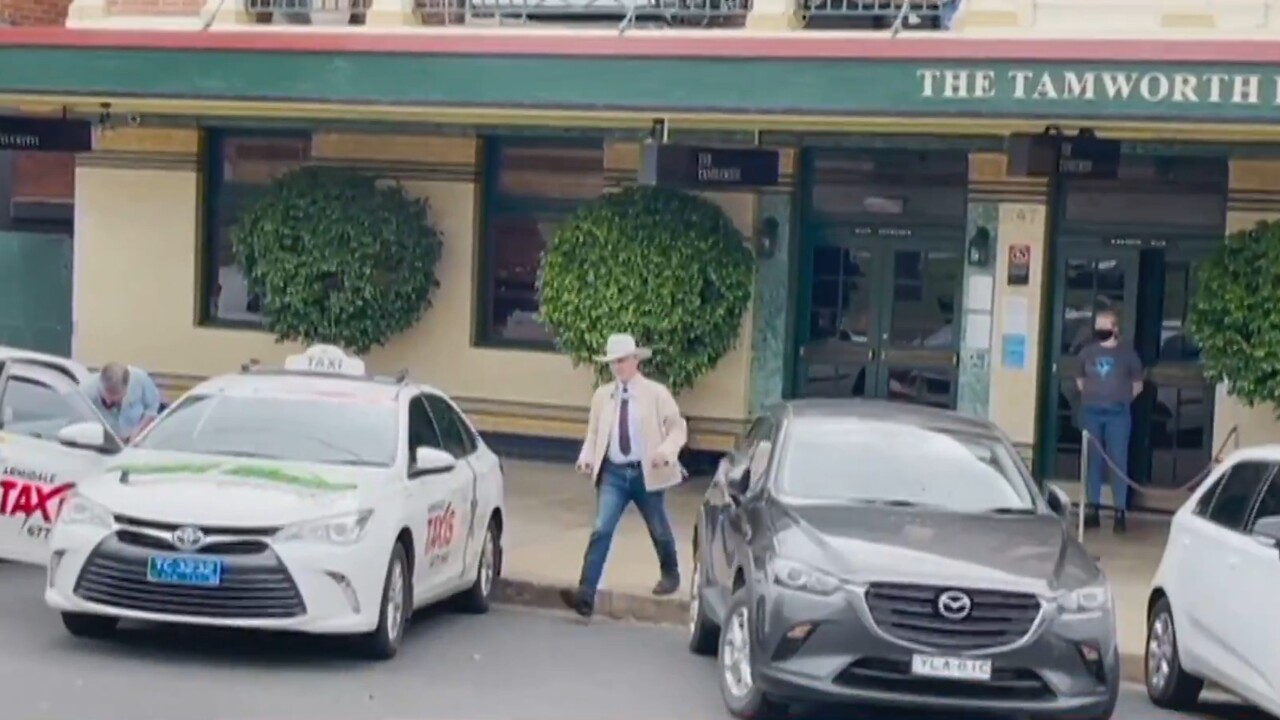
[135, 392, 398, 467]
[778, 419, 1036, 512]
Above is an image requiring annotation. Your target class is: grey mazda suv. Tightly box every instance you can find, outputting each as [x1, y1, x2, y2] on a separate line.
[687, 399, 1119, 720]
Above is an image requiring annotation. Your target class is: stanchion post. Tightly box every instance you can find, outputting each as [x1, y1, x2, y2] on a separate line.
[1078, 430, 1089, 543]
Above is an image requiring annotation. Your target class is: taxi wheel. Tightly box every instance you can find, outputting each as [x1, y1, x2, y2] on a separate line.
[455, 517, 501, 614]
[61, 612, 118, 639]
[357, 542, 411, 661]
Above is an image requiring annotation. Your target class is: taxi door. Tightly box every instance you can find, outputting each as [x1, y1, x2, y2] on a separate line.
[0, 362, 121, 564]
[405, 394, 472, 601]
[422, 394, 478, 586]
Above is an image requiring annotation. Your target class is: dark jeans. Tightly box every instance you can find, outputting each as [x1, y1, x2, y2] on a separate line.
[577, 461, 679, 599]
[1082, 403, 1131, 511]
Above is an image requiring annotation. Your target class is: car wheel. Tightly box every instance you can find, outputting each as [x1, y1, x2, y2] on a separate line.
[687, 550, 719, 656]
[61, 612, 118, 639]
[356, 542, 411, 661]
[719, 589, 788, 720]
[455, 516, 501, 614]
[1145, 596, 1203, 709]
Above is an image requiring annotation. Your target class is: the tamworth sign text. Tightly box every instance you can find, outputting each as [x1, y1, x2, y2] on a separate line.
[918, 68, 1280, 107]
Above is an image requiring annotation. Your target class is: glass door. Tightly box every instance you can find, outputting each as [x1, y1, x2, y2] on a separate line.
[1134, 248, 1214, 500]
[875, 244, 963, 409]
[797, 241, 879, 398]
[1045, 245, 1141, 482]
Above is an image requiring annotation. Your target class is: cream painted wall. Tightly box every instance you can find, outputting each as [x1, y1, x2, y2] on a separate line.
[73, 130, 753, 427]
[988, 203, 1049, 447]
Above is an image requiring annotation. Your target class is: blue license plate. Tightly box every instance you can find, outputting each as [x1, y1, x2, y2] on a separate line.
[146, 555, 223, 587]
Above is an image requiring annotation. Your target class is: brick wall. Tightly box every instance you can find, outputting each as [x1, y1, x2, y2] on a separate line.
[0, 0, 75, 215]
[0, 0, 71, 24]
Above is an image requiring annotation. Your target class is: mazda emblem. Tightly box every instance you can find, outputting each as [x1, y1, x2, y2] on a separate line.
[171, 525, 206, 551]
[936, 589, 973, 620]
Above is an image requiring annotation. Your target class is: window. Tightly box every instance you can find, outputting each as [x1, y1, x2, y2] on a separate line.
[1248, 477, 1280, 534]
[1203, 461, 1274, 532]
[137, 392, 398, 467]
[0, 376, 90, 441]
[424, 394, 476, 459]
[478, 138, 605, 347]
[407, 396, 443, 457]
[202, 131, 311, 326]
[778, 419, 1036, 512]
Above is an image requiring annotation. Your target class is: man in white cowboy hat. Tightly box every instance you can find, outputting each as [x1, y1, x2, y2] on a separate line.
[559, 333, 688, 619]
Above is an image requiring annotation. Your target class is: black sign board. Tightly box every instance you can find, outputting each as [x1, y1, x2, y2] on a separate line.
[1057, 135, 1120, 179]
[638, 143, 780, 189]
[0, 116, 93, 153]
[1005, 132, 1121, 180]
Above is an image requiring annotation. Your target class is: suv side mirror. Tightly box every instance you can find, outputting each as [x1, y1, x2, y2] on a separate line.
[411, 446, 456, 477]
[1252, 515, 1280, 550]
[57, 421, 108, 451]
[1045, 484, 1072, 518]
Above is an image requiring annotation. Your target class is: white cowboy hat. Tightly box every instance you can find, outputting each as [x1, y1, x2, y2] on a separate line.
[595, 333, 652, 363]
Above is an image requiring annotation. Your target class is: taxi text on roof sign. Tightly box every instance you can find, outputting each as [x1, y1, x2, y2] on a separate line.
[284, 345, 366, 377]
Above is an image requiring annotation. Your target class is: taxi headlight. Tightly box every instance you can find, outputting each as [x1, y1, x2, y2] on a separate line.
[1057, 585, 1111, 617]
[275, 510, 374, 546]
[57, 493, 112, 529]
[769, 558, 842, 596]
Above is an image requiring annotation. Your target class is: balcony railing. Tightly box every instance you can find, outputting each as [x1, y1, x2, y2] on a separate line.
[245, 0, 372, 23]
[241, 0, 946, 27]
[415, 0, 750, 26]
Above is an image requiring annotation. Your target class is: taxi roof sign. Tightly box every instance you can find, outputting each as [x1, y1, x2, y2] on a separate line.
[283, 345, 367, 377]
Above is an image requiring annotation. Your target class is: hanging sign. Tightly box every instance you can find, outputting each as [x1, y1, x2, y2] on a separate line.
[0, 116, 92, 153]
[638, 143, 780, 189]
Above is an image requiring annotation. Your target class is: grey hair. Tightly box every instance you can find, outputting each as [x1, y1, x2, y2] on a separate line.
[100, 363, 128, 389]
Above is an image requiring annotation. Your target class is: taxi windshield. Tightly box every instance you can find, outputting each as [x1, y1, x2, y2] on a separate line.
[135, 392, 398, 467]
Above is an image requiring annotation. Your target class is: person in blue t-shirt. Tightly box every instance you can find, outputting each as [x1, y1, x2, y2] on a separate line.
[81, 362, 162, 442]
[1074, 310, 1145, 534]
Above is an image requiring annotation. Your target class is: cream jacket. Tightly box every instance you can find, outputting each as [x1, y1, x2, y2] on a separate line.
[577, 373, 688, 492]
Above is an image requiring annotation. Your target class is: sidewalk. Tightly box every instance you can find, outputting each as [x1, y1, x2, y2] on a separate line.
[492, 460, 1165, 683]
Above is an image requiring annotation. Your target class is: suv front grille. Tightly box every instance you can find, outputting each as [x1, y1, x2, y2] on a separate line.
[865, 583, 1041, 651]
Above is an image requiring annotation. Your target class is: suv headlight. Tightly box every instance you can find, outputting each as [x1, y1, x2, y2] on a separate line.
[1057, 585, 1111, 617]
[275, 510, 374, 546]
[769, 558, 842, 596]
[57, 493, 112, 529]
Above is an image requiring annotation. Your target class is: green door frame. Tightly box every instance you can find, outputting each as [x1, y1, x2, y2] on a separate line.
[1035, 232, 1221, 486]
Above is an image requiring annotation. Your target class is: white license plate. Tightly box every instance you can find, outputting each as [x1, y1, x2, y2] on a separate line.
[910, 654, 993, 682]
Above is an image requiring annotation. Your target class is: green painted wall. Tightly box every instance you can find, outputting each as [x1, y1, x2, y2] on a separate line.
[2, 47, 1280, 122]
[0, 231, 72, 355]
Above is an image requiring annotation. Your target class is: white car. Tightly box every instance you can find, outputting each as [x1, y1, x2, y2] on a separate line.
[43, 345, 506, 660]
[1145, 446, 1280, 716]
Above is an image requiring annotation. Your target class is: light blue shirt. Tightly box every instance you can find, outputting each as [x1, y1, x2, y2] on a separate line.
[607, 382, 644, 465]
[81, 366, 161, 440]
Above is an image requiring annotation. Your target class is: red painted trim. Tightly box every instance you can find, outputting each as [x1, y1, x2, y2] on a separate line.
[0, 27, 1278, 63]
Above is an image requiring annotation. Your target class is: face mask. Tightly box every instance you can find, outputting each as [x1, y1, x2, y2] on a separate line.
[1093, 329, 1115, 342]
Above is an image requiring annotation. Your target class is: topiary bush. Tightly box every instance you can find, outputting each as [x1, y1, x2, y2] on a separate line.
[232, 166, 443, 355]
[538, 185, 755, 394]
[1187, 220, 1280, 413]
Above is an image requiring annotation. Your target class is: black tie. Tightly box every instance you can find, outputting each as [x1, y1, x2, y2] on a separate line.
[618, 391, 631, 457]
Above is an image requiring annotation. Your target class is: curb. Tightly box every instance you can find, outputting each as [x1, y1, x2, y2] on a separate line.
[494, 578, 1151, 687]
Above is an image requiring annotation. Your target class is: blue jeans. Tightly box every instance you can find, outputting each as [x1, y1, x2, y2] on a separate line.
[577, 461, 679, 598]
[1082, 404, 1131, 511]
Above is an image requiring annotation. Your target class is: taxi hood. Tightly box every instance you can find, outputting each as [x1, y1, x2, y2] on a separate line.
[78, 452, 368, 528]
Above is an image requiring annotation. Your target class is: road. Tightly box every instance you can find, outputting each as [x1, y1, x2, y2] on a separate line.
[0, 563, 1272, 720]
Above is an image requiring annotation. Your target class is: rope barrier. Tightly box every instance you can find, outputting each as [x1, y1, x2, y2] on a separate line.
[1073, 425, 1240, 543]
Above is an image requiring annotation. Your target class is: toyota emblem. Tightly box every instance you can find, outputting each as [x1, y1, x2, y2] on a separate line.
[936, 589, 973, 621]
[171, 525, 206, 551]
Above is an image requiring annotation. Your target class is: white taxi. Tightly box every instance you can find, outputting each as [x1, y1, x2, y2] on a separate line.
[44, 345, 506, 660]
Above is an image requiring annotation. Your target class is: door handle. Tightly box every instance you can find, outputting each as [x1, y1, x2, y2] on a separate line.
[953, 353, 960, 368]
[799, 345, 807, 359]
